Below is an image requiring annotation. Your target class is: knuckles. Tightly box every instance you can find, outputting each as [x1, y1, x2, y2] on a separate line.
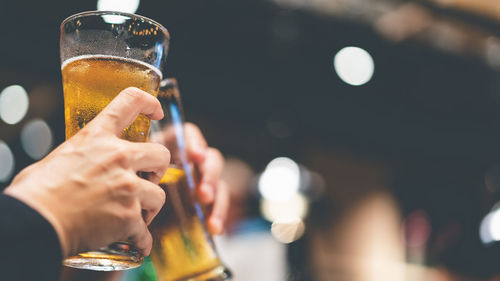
[117, 173, 139, 195]
[118, 199, 142, 224]
[103, 143, 131, 168]
[106, 172, 138, 198]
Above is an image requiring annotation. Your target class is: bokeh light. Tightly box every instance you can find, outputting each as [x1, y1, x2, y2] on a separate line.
[97, 0, 140, 13]
[0, 140, 15, 183]
[258, 157, 300, 202]
[271, 218, 305, 244]
[334, 46, 375, 86]
[260, 193, 308, 223]
[0, 85, 29, 125]
[97, 0, 140, 24]
[480, 212, 494, 244]
[21, 119, 53, 160]
[488, 213, 500, 241]
[480, 204, 500, 244]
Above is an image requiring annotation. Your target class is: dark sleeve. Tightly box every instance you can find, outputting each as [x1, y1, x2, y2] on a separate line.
[0, 194, 62, 281]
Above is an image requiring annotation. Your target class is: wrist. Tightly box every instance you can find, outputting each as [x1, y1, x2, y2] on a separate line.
[3, 184, 73, 258]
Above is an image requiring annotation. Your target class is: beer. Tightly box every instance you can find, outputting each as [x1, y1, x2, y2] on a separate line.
[61, 55, 162, 270]
[62, 55, 162, 141]
[150, 167, 224, 281]
[60, 10, 170, 271]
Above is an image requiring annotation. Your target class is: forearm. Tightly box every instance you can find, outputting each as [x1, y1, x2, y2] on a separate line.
[0, 194, 62, 281]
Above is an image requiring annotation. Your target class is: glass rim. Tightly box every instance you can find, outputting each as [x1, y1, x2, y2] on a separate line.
[60, 10, 170, 40]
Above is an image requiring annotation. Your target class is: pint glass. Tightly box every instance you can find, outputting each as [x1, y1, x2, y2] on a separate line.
[149, 79, 231, 281]
[60, 11, 170, 271]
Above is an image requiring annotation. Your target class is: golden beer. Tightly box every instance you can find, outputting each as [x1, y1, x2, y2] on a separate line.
[61, 55, 162, 269]
[60, 10, 170, 271]
[62, 55, 162, 140]
[150, 167, 224, 281]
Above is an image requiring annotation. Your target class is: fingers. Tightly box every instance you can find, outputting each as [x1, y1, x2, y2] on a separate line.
[128, 218, 153, 256]
[207, 180, 229, 235]
[87, 87, 163, 137]
[197, 148, 224, 205]
[135, 178, 166, 225]
[128, 142, 170, 183]
[185, 123, 208, 163]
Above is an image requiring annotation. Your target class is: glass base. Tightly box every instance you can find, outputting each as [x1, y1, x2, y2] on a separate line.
[169, 265, 232, 281]
[63, 243, 143, 271]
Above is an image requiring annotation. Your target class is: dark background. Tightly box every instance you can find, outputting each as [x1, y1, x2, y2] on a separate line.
[2, 0, 500, 278]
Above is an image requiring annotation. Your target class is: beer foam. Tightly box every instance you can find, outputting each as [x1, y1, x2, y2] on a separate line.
[61, 54, 163, 79]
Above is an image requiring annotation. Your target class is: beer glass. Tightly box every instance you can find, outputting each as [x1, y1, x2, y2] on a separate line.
[60, 11, 169, 271]
[149, 78, 232, 281]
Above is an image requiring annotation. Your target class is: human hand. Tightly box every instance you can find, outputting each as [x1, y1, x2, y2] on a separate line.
[152, 122, 228, 234]
[4, 87, 170, 257]
[184, 123, 228, 235]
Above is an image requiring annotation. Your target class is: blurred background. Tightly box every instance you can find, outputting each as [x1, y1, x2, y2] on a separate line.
[3, 0, 500, 280]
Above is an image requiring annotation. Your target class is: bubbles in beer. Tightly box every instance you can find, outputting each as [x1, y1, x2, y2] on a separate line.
[61, 55, 162, 141]
[151, 167, 223, 281]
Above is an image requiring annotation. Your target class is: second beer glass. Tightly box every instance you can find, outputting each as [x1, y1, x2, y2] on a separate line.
[149, 79, 232, 281]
